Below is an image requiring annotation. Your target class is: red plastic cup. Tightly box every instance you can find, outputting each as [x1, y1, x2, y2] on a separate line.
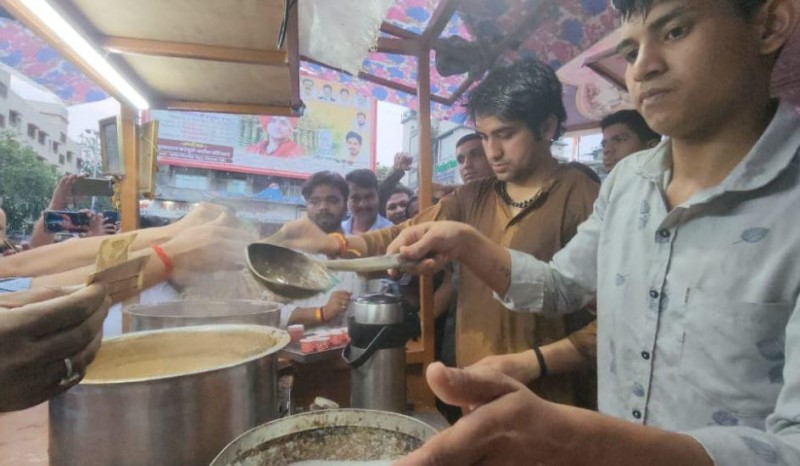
[288, 324, 305, 343]
[299, 338, 315, 353]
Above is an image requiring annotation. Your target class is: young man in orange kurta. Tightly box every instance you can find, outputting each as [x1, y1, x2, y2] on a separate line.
[280, 59, 599, 407]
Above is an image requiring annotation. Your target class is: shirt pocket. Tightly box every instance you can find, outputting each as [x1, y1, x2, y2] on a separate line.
[679, 291, 791, 418]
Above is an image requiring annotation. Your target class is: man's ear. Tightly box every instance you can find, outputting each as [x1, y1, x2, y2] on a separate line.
[755, 0, 799, 56]
[539, 115, 559, 141]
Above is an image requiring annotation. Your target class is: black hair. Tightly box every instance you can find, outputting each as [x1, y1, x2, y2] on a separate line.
[345, 131, 363, 144]
[323, 84, 332, 90]
[301, 170, 349, 200]
[340, 88, 350, 94]
[390, 185, 414, 198]
[302, 78, 313, 85]
[564, 162, 602, 184]
[601, 109, 661, 143]
[612, 0, 766, 20]
[467, 58, 567, 141]
[357, 112, 367, 118]
[456, 133, 482, 148]
[345, 168, 378, 191]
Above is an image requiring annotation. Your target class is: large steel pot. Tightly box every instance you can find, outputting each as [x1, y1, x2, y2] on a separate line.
[123, 299, 281, 332]
[210, 409, 437, 465]
[49, 324, 289, 466]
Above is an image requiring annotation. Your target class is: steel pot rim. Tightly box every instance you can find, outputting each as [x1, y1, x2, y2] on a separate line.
[211, 408, 437, 465]
[123, 299, 282, 318]
[83, 324, 289, 386]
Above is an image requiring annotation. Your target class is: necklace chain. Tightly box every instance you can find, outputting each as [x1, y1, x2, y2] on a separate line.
[497, 182, 542, 209]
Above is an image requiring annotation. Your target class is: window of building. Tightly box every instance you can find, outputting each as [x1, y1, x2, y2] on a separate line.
[0, 82, 7, 98]
[52, 141, 60, 153]
[38, 131, 47, 145]
[66, 151, 73, 163]
[283, 183, 302, 199]
[60, 132, 66, 143]
[59, 154, 65, 164]
[9, 110, 21, 127]
[76, 158, 84, 171]
[226, 179, 247, 194]
[27, 123, 37, 138]
[175, 173, 208, 190]
[0, 114, 6, 128]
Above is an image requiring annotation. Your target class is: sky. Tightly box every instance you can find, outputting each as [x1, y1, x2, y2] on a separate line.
[375, 100, 406, 167]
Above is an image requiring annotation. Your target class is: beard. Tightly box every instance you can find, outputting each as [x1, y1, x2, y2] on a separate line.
[311, 212, 340, 233]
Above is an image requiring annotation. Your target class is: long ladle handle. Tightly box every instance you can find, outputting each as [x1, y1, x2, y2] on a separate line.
[322, 255, 403, 272]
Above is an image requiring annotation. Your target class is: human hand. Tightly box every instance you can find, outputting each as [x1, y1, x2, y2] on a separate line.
[101, 220, 119, 236]
[394, 152, 413, 171]
[392, 362, 581, 466]
[323, 290, 352, 320]
[162, 212, 255, 287]
[169, 202, 231, 234]
[83, 209, 104, 237]
[386, 221, 475, 275]
[466, 350, 540, 391]
[271, 218, 339, 256]
[49, 174, 83, 210]
[0, 284, 111, 412]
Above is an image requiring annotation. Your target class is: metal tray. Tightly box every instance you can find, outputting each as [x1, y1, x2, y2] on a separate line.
[279, 341, 347, 364]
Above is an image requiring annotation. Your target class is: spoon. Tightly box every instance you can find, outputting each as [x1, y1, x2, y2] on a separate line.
[245, 242, 406, 299]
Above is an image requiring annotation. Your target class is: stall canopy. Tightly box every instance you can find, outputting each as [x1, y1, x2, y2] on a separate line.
[1, 0, 625, 129]
[3, 0, 798, 128]
[0, 0, 302, 116]
[301, 0, 623, 128]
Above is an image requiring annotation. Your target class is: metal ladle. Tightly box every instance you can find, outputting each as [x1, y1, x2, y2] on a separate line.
[246, 242, 406, 299]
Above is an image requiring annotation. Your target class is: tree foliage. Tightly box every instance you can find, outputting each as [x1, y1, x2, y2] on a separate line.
[0, 133, 58, 235]
[376, 163, 392, 182]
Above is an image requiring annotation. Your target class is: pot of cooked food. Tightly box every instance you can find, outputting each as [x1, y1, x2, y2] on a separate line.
[210, 409, 437, 466]
[123, 299, 282, 332]
[49, 325, 290, 466]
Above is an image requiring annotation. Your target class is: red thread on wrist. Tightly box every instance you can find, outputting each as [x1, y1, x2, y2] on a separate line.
[151, 244, 174, 277]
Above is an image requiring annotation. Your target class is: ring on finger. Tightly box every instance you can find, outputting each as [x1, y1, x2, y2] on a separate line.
[58, 358, 82, 387]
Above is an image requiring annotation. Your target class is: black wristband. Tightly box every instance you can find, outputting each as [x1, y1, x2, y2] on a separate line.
[533, 346, 548, 378]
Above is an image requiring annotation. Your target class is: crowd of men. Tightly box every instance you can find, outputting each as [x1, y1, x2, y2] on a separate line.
[2, 0, 798, 464]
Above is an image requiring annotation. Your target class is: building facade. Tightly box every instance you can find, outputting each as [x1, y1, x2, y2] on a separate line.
[0, 63, 82, 174]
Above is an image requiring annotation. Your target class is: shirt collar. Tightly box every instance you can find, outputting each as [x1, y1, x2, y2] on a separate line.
[636, 101, 800, 192]
[341, 214, 392, 233]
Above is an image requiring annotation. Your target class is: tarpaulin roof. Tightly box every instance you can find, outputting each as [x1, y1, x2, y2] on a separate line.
[303, 0, 621, 125]
[0, 0, 623, 126]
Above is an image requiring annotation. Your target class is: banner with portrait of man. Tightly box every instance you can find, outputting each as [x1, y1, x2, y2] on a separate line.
[153, 77, 376, 179]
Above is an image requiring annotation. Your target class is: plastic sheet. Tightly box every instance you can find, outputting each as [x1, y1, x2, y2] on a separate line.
[299, 0, 395, 76]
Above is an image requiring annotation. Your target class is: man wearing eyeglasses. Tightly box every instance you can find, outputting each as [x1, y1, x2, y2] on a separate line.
[601, 109, 661, 172]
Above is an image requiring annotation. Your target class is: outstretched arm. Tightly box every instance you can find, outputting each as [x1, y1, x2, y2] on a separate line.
[393, 363, 713, 466]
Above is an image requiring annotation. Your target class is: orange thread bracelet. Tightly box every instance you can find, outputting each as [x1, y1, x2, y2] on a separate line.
[151, 244, 174, 277]
[328, 233, 347, 257]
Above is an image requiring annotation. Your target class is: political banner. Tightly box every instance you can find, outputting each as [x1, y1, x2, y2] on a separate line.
[153, 77, 377, 179]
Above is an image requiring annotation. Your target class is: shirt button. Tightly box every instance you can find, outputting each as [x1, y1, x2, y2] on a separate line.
[658, 229, 671, 239]
[632, 409, 642, 419]
[649, 290, 659, 299]
[641, 351, 650, 360]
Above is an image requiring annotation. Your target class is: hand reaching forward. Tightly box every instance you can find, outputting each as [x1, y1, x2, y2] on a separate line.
[0, 284, 111, 412]
[392, 362, 584, 466]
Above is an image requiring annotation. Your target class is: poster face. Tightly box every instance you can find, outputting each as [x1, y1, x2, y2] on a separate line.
[153, 78, 377, 179]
